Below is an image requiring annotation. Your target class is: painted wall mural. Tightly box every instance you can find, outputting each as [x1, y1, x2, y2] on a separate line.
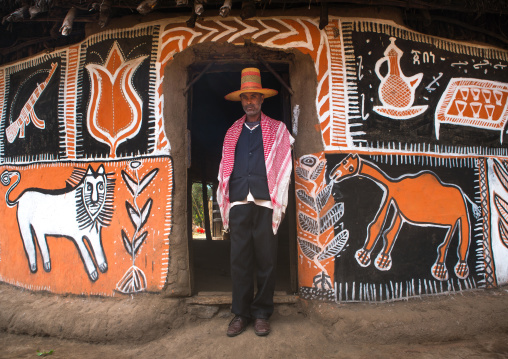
[485, 157, 508, 286]
[77, 26, 161, 159]
[341, 20, 508, 155]
[297, 152, 487, 302]
[1, 164, 114, 280]
[296, 153, 350, 301]
[0, 23, 173, 296]
[5, 62, 58, 144]
[0, 16, 507, 302]
[117, 162, 160, 293]
[1, 53, 65, 162]
[0, 157, 172, 295]
[158, 18, 346, 149]
[331, 154, 481, 282]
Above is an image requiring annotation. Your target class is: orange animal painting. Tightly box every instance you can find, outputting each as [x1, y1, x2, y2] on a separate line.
[330, 154, 481, 281]
[0, 157, 172, 296]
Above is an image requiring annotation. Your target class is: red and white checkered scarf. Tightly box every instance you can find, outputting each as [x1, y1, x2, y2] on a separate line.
[217, 113, 293, 234]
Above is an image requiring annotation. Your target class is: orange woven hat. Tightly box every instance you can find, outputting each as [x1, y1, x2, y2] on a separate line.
[224, 67, 278, 101]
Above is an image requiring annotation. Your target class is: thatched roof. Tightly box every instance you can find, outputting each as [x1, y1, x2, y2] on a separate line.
[0, 0, 507, 65]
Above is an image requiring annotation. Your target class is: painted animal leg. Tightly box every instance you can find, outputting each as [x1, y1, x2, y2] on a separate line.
[19, 223, 37, 273]
[431, 222, 456, 281]
[75, 238, 99, 281]
[33, 229, 51, 272]
[85, 234, 108, 273]
[375, 212, 402, 271]
[355, 200, 391, 267]
[454, 216, 470, 279]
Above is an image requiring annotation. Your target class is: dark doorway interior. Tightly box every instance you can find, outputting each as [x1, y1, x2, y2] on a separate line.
[188, 62, 296, 295]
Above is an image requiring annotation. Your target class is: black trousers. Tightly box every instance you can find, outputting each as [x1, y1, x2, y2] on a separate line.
[229, 203, 278, 319]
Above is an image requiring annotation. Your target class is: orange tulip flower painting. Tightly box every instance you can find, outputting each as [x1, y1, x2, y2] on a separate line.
[85, 42, 148, 158]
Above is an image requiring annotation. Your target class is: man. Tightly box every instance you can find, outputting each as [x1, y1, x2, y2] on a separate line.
[217, 68, 293, 337]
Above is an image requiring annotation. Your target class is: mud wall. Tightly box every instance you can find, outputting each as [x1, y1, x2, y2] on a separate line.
[0, 14, 507, 302]
[0, 25, 173, 296]
[295, 20, 508, 302]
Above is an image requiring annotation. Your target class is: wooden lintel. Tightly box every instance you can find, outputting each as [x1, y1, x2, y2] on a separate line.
[257, 56, 294, 96]
[184, 62, 215, 94]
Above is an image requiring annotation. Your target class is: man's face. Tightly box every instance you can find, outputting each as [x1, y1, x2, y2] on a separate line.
[240, 92, 264, 119]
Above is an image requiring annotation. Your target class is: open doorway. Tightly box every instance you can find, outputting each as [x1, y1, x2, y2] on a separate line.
[187, 61, 296, 295]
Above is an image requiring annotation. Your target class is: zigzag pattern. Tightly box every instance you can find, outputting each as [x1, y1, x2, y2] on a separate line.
[156, 17, 334, 149]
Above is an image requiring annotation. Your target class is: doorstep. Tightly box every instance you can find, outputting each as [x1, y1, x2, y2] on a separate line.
[185, 291, 299, 305]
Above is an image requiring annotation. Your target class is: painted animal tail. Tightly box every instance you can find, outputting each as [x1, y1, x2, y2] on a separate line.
[1, 170, 21, 208]
[462, 193, 481, 220]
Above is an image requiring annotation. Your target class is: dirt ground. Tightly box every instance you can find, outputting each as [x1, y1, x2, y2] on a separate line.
[0, 284, 507, 359]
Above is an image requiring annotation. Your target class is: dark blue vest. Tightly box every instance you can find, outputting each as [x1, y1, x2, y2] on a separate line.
[229, 123, 270, 202]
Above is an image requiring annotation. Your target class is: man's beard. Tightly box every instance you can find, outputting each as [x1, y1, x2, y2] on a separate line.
[243, 106, 261, 117]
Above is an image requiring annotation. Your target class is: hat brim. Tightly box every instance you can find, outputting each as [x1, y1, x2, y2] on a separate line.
[224, 88, 278, 101]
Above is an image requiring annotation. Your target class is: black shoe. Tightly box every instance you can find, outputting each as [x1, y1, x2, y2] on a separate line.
[227, 315, 249, 337]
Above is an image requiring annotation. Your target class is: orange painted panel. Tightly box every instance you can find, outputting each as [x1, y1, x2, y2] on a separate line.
[295, 152, 348, 299]
[0, 156, 172, 296]
[157, 18, 335, 147]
